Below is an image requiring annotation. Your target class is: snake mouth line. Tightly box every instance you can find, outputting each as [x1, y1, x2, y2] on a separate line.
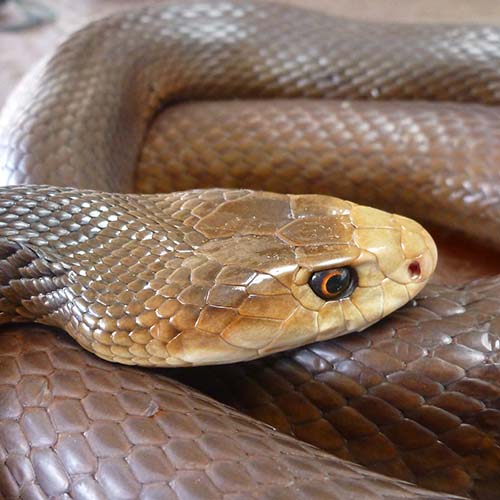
[0, 0, 497, 498]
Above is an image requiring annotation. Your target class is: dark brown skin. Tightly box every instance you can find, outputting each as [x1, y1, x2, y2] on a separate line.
[0, 1, 500, 498]
[173, 278, 500, 498]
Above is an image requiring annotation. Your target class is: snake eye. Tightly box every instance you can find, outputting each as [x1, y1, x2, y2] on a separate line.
[309, 267, 357, 301]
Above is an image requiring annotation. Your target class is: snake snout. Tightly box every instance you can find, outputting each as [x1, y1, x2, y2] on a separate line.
[346, 206, 438, 330]
[396, 214, 438, 287]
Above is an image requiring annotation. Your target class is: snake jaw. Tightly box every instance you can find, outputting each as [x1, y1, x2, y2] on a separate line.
[289, 203, 438, 344]
[0, 186, 437, 366]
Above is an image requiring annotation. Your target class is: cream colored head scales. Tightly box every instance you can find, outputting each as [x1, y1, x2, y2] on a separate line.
[0, 185, 436, 366]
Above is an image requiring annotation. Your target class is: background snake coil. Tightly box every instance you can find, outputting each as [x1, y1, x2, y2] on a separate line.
[0, 1, 499, 499]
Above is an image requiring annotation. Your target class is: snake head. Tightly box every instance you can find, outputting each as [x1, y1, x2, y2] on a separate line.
[0, 187, 437, 367]
[175, 190, 438, 365]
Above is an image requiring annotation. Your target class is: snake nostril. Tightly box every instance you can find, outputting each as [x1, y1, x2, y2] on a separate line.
[408, 260, 421, 280]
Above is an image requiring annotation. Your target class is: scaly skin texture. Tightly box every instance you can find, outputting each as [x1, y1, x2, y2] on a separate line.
[0, 0, 498, 498]
[0, 323, 464, 500]
[137, 100, 500, 247]
[0, 186, 435, 366]
[174, 277, 500, 499]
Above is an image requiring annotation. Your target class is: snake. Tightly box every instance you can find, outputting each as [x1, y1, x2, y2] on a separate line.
[0, 0, 499, 498]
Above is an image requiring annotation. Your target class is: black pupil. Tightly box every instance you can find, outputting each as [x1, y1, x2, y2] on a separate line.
[326, 270, 349, 294]
[308, 266, 357, 300]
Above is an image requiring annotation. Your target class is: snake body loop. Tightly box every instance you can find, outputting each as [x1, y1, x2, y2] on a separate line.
[0, 1, 499, 498]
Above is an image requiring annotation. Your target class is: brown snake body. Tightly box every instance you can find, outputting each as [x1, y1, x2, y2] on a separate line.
[0, 1, 499, 498]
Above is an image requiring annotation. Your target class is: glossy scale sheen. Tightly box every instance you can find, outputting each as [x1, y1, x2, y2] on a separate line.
[0, 1, 499, 499]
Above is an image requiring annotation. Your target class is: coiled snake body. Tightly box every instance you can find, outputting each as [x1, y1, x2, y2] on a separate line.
[0, 1, 499, 498]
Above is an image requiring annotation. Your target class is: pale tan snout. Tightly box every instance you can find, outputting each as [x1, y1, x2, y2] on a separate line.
[396, 214, 438, 290]
[351, 207, 437, 286]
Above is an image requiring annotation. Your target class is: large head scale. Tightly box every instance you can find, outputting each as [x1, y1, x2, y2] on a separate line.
[187, 191, 437, 364]
[0, 187, 437, 367]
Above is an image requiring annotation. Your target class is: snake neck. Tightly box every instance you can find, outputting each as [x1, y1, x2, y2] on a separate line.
[0, 240, 70, 324]
[0, 185, 125, 325]
[0, 185, 106, 324]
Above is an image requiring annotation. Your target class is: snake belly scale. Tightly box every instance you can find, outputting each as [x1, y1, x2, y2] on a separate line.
[0, 1, 498, 499]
